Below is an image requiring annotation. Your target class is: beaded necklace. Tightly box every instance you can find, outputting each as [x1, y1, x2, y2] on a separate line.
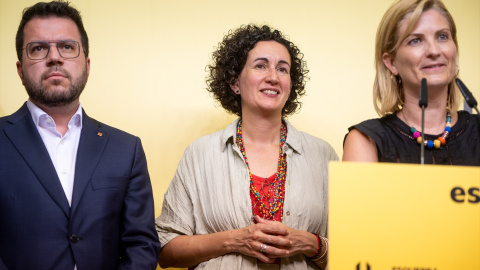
[408, 112, 451, 149]
[236, 120, 287, 222]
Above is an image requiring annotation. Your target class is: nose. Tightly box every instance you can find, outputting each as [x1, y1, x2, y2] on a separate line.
[425, 39, 441, 58]
[266, 68, 279, 85]
[46, 44, 64, 66]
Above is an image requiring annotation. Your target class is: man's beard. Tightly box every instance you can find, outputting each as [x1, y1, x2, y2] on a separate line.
[23, 65, 88, 107]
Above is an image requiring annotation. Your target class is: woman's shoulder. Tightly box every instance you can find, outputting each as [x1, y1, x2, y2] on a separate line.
[457, 110, 480, 125]
[454, 110, 480, 138]
[286, 122, 338, 160]
[349, 114, 399, 137]
[297, 129, 333, 148]
[351, 114, 396, 131]
[343, 114, 401, 151]
[183, 120, 238, 155]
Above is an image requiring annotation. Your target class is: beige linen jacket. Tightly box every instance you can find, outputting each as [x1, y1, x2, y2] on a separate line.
[156, 119, 338, 269]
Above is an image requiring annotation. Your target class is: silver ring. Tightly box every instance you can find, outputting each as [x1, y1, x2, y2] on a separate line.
[260, 243, 267, 253]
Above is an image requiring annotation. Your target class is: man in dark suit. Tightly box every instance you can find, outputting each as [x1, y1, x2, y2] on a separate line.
[0, 1, 160, 269]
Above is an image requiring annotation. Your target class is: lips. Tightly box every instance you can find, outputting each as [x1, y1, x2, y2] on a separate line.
[260, 89, 279, 95]
[422, 63, 445, 69]
[41, 66, 70, 80]
[46, 72, 66, 79]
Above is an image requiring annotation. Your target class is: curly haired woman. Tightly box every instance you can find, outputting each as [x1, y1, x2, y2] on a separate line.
[156, 24, 337, 270]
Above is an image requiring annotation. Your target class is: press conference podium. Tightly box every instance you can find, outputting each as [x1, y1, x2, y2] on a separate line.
[328, 162, 480, 270]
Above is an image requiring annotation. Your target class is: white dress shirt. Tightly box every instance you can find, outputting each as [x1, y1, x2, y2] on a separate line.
[27, 99, 82, 206]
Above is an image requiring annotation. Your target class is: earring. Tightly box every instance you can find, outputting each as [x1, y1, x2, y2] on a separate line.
[391, 74, 401, 85]
[236, 90, 240, 94]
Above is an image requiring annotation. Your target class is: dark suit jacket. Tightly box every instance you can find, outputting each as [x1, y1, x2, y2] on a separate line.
[0, 103, 160, 270]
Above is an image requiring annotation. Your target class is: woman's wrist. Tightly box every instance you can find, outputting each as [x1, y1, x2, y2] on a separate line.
[295, 230, 318, 258]
[307, 233, 322, 259]
[310, 236, 328, 264]
[223, 228, 242, 253]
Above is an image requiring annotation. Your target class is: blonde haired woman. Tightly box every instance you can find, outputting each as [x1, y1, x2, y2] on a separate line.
[343, 0, 480, 165]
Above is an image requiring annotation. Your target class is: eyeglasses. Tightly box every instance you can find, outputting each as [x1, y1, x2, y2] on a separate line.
[23, 40, 83, 60]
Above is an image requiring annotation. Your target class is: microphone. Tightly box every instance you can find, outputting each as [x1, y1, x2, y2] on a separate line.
[455, 78, 479, 114]
[419, 78, 428, 165]
[419, 78, 428, 108]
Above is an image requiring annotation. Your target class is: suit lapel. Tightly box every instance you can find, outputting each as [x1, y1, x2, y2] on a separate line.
[4, 104, 70, 217]
[70, 111, 108, 215]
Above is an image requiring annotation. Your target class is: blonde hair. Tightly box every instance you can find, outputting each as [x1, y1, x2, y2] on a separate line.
[373, 0, 461, 116]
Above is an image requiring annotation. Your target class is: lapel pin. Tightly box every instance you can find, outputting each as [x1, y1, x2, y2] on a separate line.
[97, 132, 103, 137]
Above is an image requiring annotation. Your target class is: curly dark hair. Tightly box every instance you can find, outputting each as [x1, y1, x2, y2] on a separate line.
[15, 0, 89, 61]
[206, 24, 308, 117]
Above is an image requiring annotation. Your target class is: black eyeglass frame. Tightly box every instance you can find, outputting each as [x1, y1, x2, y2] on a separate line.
[22, 40, 86, 60]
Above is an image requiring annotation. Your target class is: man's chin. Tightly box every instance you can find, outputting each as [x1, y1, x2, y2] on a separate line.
[43, 83, 70, 92]
[31, 96, 77, 108]
[24, 71, 87, 109]
[28, 87, 82, 108]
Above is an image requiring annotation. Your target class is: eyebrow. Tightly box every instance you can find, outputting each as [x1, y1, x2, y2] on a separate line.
[408, 28, 451, 36]
[254, 57, 291, 66]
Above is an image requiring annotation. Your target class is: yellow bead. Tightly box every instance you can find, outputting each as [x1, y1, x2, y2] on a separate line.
[417, 137, 423, 144]
[434, 139, 441, 149]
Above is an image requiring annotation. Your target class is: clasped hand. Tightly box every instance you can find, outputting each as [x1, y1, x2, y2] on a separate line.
[232, 215, 316, 263]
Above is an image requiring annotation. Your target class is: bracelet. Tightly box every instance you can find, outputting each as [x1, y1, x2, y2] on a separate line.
[307, 233, 323, 259]
[313, 236, 328, 264]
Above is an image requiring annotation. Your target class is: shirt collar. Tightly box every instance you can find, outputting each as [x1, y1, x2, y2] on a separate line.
[221, 118, 302, 154]
[27, 99, 83, 129]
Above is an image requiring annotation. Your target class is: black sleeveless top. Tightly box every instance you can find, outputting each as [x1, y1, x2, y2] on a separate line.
[346, 111, 480, 166]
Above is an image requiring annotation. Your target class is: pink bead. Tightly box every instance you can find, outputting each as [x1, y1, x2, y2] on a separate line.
[413, 131, 421, 139]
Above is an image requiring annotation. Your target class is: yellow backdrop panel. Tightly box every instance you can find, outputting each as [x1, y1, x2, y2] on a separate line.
[329, 162, 480, 270]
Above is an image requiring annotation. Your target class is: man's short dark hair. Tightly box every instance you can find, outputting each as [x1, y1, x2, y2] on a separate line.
[15, 0, 89, 61]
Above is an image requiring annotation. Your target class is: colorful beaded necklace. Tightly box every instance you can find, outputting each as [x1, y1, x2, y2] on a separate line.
[236, 120, 287, 222]
[410, 112, 451, 149]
